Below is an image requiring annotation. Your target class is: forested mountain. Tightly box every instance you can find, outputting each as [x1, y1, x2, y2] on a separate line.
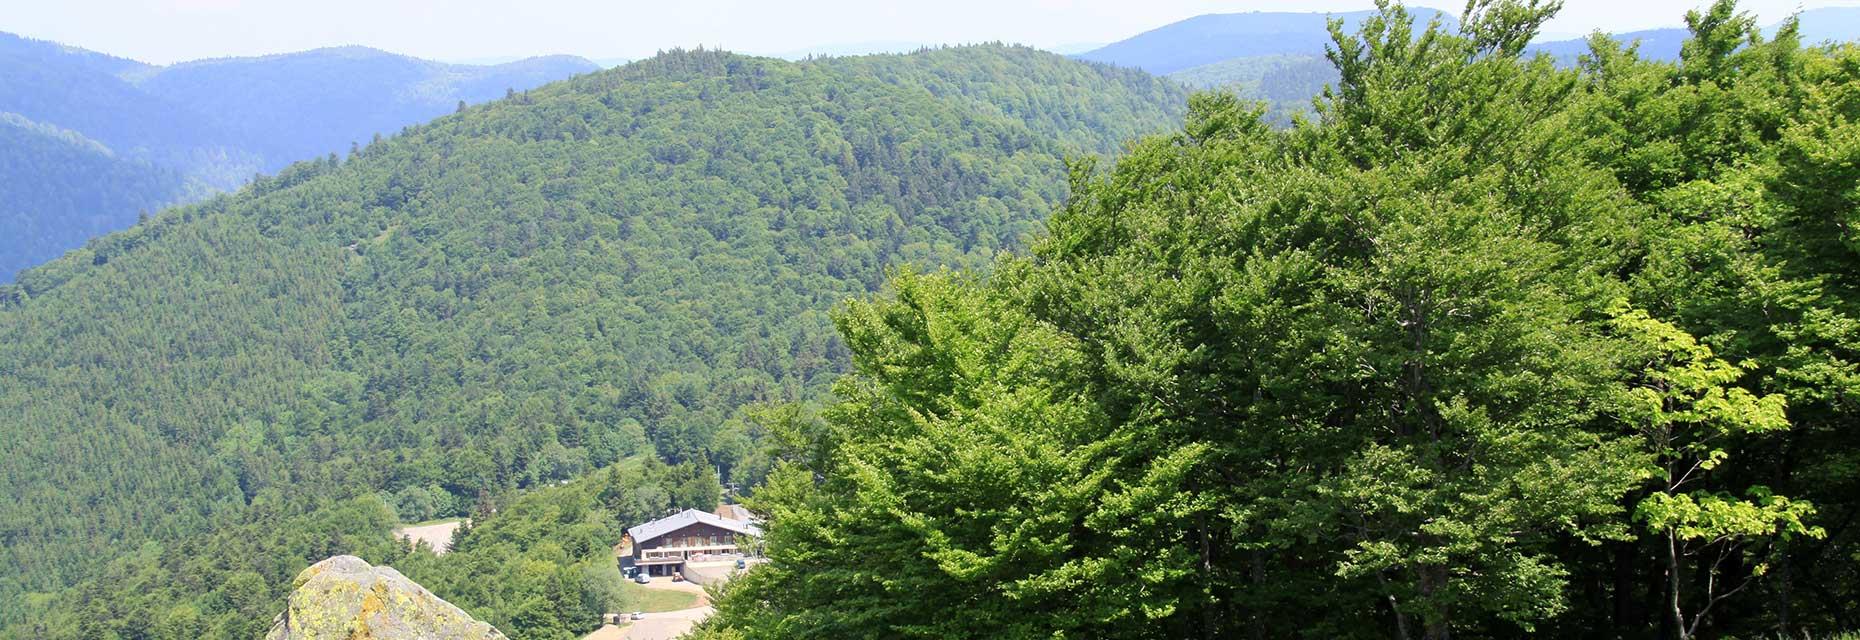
[0, 32, 596, 281]
[697, 2, 1860, 638]
[1075, 8, 1454, 75]
[0, 44, 1186, 639]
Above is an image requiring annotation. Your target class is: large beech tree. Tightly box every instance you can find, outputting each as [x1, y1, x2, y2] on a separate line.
[701, 2, 1859, 638]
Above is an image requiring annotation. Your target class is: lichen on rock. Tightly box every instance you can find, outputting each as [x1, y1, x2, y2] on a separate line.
[266, 555, 506, 640]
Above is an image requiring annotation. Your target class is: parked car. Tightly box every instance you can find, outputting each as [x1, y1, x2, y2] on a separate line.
[631, 612, 646, 621]
[735, 558, 746, 570]
[634, 573, 651, 584]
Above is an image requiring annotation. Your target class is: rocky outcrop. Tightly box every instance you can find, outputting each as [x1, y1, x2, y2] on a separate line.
[266, 555, 505, 640]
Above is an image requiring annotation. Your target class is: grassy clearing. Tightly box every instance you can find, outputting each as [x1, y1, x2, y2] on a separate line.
[620, 582, 702, 612]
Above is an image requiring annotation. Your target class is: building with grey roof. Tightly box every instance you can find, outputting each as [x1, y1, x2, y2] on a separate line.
[616, 508, 762, 577]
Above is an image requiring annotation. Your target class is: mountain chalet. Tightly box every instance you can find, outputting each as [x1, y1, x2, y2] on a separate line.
[616, 507, 762, 577]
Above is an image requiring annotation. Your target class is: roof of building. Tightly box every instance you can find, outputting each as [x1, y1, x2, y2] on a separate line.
[627, 508, 761, 544]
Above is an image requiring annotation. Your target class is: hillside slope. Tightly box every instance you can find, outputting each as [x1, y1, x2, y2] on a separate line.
[0, 45, 1185, 638]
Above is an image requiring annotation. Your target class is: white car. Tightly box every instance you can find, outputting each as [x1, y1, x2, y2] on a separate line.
[631, 612, 646, 621]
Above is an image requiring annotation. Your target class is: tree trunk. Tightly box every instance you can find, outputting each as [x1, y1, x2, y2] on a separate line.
[1666, 530, 1688, 640]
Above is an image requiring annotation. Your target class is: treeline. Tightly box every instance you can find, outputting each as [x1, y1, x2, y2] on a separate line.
[0, 44, 1186, 636]
[697, 3, 1860, 639]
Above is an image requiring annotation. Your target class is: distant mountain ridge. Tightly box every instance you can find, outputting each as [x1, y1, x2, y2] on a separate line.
[1106, 5, 1860, 82]
[0, 31, 598, 281]
[1527, 7, 1860, 62]
[1154, 5, 1860, 125]
[1075, 8, 1457, 75]
[133, 45, 600, 171]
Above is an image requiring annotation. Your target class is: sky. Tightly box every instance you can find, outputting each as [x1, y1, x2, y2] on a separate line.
[3, 0, 1855, 65]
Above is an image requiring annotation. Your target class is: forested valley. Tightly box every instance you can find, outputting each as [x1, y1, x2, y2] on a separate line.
[6, 1, 1860, 639]
[0, 45, 1185, 639]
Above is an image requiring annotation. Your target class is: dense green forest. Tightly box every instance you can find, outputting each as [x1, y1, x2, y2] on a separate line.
[696, 3, 1860, 639]
[0, 31, 595, 280]
[0, 44, 1185, 639]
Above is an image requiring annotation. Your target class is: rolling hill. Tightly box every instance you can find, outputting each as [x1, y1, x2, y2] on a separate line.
[0, 45, 1186, 639]
[0, 32, 598, 281]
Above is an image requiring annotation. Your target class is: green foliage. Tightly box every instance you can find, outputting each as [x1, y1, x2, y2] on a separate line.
[702, 2, 1860, 639]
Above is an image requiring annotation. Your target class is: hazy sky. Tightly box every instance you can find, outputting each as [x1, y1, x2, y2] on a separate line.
[4, 0, 1855, 65]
